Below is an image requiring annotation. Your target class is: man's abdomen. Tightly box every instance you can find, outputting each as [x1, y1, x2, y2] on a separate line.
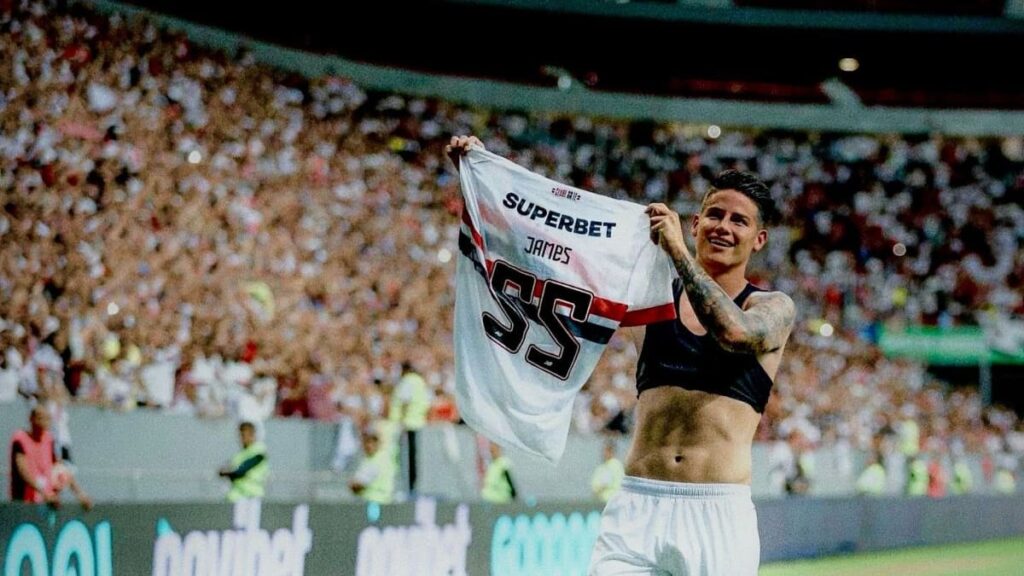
[625, 386, 761, 484]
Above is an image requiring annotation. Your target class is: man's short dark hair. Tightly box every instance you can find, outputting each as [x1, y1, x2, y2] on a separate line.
[239, 421, 256, 434]
[702, 170, 781, 227]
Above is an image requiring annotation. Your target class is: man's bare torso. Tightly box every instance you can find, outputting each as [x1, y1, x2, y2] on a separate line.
[625, 285, 787, 484]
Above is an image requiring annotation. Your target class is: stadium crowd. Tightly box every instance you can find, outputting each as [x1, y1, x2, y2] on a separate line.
[1, 0, 1022, 481]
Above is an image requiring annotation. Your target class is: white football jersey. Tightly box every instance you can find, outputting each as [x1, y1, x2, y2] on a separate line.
[454, 148, 677, 462]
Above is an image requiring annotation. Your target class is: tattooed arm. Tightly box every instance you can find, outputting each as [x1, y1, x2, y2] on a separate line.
[648, 203, 795, 355]
[672, 251, 795, 354]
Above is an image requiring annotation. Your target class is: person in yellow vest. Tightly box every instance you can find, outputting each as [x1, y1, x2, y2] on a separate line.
[591, 439, 625, 503]
[388, 362, 431, 494]
[389, 363, 431, 430]
[899, 416, 920, 457]
[950, 458, 973, 495]
[994, 466, 1016, 495]
[906, 456, 928, 497]
[349, 427, 397, 505]
[218, 421, 268, 502]
[481, 442, 517, 504]
[856, 451, 887, 496]
[897, 414, 919, 475]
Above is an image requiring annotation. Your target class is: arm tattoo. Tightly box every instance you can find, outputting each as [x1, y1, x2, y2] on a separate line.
[673, 252, 795, 355]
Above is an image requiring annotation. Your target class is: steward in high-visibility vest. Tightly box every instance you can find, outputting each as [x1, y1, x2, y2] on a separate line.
[950, 459, 973, 495]
[481, 443, 516, 504]
[349, 428, 397, 505]
[856, 455, 886, 496]
[389, 364, 431, 431]
[899, 419, 920, 458]
[994, 468, 1016, 495]
[388, 363, 431, 494]
[906, 457, 928, 497]
[219, 422, 268, 502]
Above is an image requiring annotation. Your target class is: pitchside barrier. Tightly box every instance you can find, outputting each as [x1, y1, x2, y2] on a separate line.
[4, 495, 1024, 575]
[0, 404, 1002, 503]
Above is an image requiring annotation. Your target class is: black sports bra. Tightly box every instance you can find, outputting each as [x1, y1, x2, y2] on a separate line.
[636, 280, 774, 413]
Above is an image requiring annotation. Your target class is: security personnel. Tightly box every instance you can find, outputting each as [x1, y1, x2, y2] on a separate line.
[906, 457, 928, 497]
[950, 458, 973, 495]
[218, 421, 268, 502]
[591, 439, 625, 503]
[994, 467, 1016, 495]
[481, 442, 516, 504]
[855, 452, 887, 496]
[389, 362, 431, 431]
[899, 417, 920, 458]
[389, 362, 431, 493]
[349, 427, 397, 505]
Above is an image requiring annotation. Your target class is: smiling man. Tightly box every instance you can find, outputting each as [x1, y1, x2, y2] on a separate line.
[589, 170, 796, 576]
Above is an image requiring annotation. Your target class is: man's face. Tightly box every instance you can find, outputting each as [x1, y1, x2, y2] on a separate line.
[691, 190, 767, 271]
[30, 408, 50, 435]
[240, 426, 255, 448]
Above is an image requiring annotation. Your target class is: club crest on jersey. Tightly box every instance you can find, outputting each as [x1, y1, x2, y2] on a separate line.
[551, 186, 581, 201]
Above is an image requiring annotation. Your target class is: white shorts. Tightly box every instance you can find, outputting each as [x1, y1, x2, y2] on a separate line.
[588, 476, 760, 576]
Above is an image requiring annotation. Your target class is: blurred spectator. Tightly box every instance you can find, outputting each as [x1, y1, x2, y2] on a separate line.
[428, 387, 459, 423]
[855, 450, 887, 496]
[994, 465, 1016, 495]
[389, 361, 429, 493]
[481, 442, 516, 504]
[0, 349, 18, 403]
[329, 416, 361, 473]
[9, 405, 92, 509]
[927, 448, 948, 498]
[348, 426, 396, 504]
[950, 456, 974, 495]
[899, 410, 921, 459]
[217, 421, 268, 502]
[906, 456, 929, 497]
[591, 438, 625, 503]
[783, 430, 814, 496]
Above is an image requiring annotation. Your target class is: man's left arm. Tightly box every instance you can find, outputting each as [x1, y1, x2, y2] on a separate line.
[674, 254, 795, 354]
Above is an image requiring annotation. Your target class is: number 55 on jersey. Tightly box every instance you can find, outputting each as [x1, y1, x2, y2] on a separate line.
[454, 148, 677, 463]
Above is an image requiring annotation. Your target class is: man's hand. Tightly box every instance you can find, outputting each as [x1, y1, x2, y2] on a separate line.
[647, 203, 689, 262]
[44, 490, 61, 508]
[444, 135, 485, 172]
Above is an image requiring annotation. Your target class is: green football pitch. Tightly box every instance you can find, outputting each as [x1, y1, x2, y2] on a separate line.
[761, 537, 1024, 576]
